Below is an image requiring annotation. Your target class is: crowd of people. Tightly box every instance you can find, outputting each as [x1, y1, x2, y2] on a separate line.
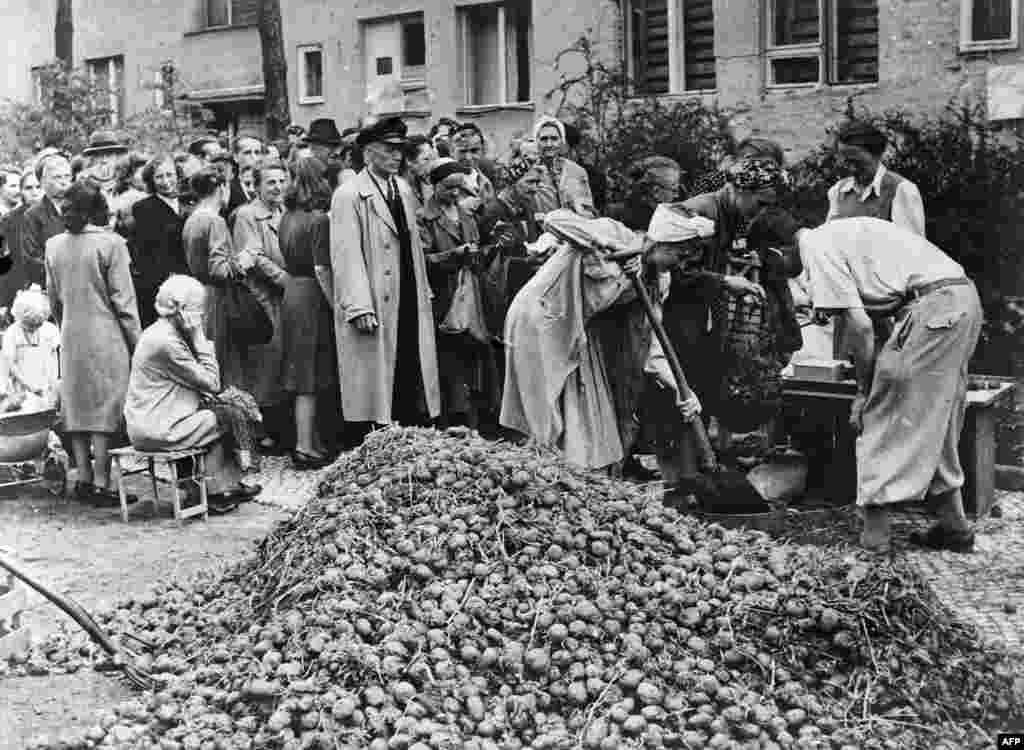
[0, 113, 983, 553]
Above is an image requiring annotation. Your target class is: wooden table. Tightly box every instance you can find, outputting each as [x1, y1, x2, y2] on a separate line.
[781, 373, 1015, 518]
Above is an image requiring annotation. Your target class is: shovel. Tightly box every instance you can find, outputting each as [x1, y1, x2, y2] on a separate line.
[603, 246, 770, 514]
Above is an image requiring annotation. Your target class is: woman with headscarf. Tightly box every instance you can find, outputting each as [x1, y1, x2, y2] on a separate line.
[499, 211, 701, 470]
[532, 116, 595, 218]
[653, 157, 795, 485]
[418, 158, 498, 429]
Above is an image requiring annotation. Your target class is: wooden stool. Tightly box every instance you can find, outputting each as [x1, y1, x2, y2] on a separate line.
[109, 447, 209, 522]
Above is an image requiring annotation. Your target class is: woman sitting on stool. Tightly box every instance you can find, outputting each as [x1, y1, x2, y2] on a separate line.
[124, 275, 261, 515]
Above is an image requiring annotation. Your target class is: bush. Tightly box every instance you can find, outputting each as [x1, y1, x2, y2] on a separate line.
[788, 101, 1024, 375]
[547, 35, 733, 201]
[0, 60, 214, 164]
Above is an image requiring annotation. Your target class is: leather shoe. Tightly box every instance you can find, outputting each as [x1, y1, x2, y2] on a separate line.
[226, 483, 262, 502]
[292, 451, 330, 470]
[908, 524, 975, 553]
[205, 494, 239, 515]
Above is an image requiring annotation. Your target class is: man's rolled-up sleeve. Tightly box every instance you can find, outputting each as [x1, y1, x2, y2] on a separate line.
[802, 234, 862, 311]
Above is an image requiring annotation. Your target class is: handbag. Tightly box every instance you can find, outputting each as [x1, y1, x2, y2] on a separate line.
[223, 280, 273, 346]
[440, 267, 491, 344]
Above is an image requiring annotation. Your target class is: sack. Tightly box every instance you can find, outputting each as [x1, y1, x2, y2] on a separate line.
[441, 267, 490, 344]
[223, 280, 273, 346]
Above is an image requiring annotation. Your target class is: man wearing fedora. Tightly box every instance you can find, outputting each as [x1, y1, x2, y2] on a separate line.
[329, 117, 440, 439]
[79, 131, 130, 200]
[302, 119, 343, 165]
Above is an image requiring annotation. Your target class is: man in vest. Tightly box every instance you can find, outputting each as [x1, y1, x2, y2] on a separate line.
[826, 120, 925, 234]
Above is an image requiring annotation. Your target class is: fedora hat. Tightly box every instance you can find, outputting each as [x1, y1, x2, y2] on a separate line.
[356, 117, 407, 148]
[305, 118, 343, 146]
[82, 130, 129, 156]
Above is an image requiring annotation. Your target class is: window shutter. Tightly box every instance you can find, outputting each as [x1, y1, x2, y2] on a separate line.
[834, 0, 878, 83]
[632, 0, 670, 94]
[231, 0, 258, 26]
[684, 0, 716, 91]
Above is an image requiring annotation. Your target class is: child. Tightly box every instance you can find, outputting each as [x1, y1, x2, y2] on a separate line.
[3, 286, 60, 408]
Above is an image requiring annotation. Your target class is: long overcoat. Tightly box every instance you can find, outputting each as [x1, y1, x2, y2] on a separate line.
[233, 198, 287, 407]
[330, 170, 440, 424]
[45, 226, 141, 433]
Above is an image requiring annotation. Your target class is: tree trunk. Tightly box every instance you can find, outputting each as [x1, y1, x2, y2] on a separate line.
[257, 0, 290, 141]
[55, 0, 73, 69]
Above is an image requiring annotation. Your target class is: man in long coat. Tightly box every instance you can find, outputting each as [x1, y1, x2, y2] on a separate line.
[330, 117, 440, 433]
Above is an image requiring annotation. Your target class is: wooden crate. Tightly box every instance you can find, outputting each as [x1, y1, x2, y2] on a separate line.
[0, 572, 30, 661]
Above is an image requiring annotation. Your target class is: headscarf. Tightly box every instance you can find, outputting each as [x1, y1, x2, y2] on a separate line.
[726, 158, 788, 191]
[533, 116, 566, 143]
[505, 157, 537, 185]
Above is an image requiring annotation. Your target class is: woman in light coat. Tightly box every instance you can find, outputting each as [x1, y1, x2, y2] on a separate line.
[45, 181, 141, 507]
[329, 126, 440, 429]
[125, 275, 261, 514]
[233, 161, 289, 449]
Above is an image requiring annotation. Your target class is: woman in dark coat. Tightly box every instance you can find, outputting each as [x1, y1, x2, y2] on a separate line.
[278, 157, 337, 469]
[418, 159, 497, 429]
[0, 169, 44, 310]
[131, 155, 190, 327]
[477, 158, 546, 318]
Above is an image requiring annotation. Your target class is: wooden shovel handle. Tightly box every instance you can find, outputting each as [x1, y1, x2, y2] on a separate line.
[626, 271, 719, 472]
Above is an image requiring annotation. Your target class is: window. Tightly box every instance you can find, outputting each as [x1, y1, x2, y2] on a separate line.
[298, 45, 324, 104]
[766, 0, 878, 87]
[402, 17, 426, 84]
[457, 1, 532, 106]
[961, 0, 1019, 52]
[86, 55, 125, 126]
[363, 14, 428, 113]
[622, 0, 716, 94]
[203, 0, 258, 29]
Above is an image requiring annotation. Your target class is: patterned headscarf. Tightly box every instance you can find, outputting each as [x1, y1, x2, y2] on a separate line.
[504, 157, 538, 184]
[726, 158, 788, 191]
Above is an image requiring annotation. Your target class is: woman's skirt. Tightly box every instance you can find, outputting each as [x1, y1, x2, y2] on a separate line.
[280, 276, 337, 394]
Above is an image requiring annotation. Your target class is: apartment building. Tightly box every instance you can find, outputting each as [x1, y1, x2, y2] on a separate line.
[8, 1, 1024, 157]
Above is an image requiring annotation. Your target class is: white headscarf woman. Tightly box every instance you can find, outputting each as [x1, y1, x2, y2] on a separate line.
[532, 116, 594, 218]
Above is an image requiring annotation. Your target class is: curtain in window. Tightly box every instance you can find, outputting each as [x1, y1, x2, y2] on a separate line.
[505, 1, 532, 103]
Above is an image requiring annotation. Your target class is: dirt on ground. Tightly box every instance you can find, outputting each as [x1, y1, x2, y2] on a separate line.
[0, 479, 290, 750]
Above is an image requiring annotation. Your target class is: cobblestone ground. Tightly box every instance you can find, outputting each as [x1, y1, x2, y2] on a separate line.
[903, 492, 1024, 651]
